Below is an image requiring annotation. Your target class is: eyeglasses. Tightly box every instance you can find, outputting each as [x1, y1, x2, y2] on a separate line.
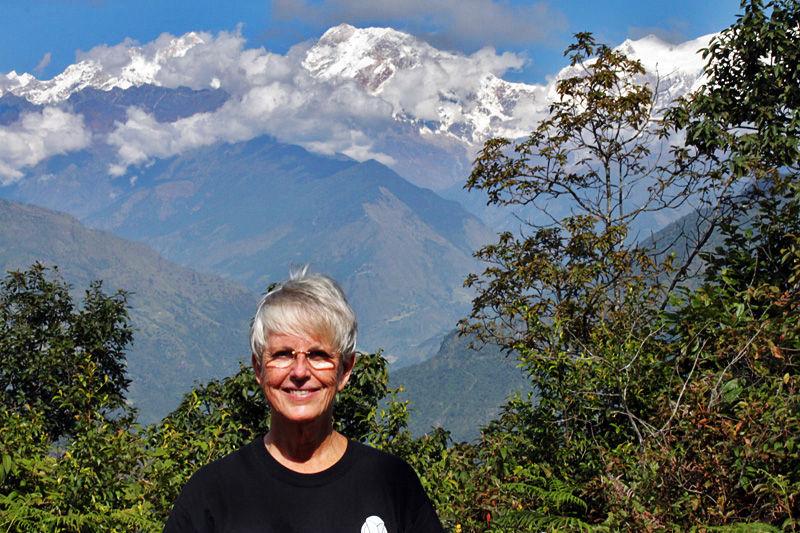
[263, 349, 339, 370]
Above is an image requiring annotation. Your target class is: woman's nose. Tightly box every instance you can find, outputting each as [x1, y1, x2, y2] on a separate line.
[289, 352, 311, 377]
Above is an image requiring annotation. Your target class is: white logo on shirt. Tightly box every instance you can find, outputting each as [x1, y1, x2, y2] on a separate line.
[361, 515, 387, 533]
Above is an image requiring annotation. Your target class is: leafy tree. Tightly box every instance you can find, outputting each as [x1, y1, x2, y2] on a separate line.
[457, 10, 800, 529]
[0, 264, 158, 531]
[641, 3, 800, 523]
[0, 263, 133, 441]
[462, 32, 705, 467]
[679, 0, 800, 175]
[654, 181, 800, 528]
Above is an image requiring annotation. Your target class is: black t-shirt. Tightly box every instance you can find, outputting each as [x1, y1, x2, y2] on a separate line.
[163, 436, 445, 532]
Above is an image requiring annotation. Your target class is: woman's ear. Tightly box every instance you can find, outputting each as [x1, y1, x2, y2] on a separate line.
[252, 352, 264, 387]
[337, 352, 357, 391]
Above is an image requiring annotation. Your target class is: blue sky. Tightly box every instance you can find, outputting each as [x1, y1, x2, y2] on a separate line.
[1, 0, 743, 84]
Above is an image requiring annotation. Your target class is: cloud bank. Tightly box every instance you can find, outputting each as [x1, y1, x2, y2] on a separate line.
[0, 108, 91, 184]
[0, 25, 551, 184]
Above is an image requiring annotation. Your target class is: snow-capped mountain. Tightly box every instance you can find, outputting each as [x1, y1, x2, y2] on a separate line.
[302, 24, 547, 143]
[1, 24, 711, 141]
[1, 33, 204, 105]
[301, 24, 711, 144]
[0, 24, 712, 192]
[556, 33, 712, 109]
[303, 24, 427, 93]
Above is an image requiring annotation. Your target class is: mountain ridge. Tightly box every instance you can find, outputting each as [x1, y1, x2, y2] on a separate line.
[70, 135, 493, 365]
[0, 197, 256, 423]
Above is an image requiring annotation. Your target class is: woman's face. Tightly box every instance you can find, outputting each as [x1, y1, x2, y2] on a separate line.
[253, 331, 354, 427]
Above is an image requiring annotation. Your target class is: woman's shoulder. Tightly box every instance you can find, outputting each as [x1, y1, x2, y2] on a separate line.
[184, 435, 266, 485]
[345, 440, 419, 477]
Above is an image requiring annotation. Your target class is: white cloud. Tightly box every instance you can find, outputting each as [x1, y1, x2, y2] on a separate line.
[35, 52, 52, 74]
[153, 29, 289, 94]
[380, 47, 525, 121]
[76, 37, 141, 77]
[107, 63, 399, 174]
[2, 26, 544, 182]
[0, 108, 91, 184]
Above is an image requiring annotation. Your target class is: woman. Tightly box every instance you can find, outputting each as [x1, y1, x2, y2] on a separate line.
[164, 267, 444, 532]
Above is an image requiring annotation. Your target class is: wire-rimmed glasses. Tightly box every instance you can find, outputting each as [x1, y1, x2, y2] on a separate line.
[263, 349, 339, 370]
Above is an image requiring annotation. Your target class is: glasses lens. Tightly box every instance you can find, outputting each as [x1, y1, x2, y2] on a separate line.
[264, 350, 337, 369]
[306, 350, 336, 369]
[266, 350, 295, 368]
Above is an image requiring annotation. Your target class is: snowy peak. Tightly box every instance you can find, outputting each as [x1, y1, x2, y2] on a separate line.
[614, 33, 712, 104]
[0, 26, 715, 191]
[616, 33, 712, 76]
[1, 32, 204, 104]
[302, 24, 542, 143]
[299, 25, 711, 145]
[303, 24, 434, 94]
[549, 33, 712, 109]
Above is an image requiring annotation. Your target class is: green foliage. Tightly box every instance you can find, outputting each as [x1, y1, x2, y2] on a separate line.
[680, 0, 800, 174]
[0, 265, 157, 531]
[334, 350, 392, 441]
[645, 182, 800, 528]
[0, 263, 133, 441]
[141, 361, 269, 522]
[456, 11, 800, 532]
[461, 33, 690, 503]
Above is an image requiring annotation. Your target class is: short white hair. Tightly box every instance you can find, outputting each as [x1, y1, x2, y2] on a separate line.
[250, 266, 357, 366]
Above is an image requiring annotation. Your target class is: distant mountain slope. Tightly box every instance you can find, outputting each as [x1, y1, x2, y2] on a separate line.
[77, 135, 493, 365]
[390, 330, 533, 442]
[0, 198, 256, 423]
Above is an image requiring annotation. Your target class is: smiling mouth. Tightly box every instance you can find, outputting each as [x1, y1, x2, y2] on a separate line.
[287, 389, 315, 396]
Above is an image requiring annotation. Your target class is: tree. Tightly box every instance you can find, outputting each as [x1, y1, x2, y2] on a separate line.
[0, 263, 133, 441]
[462, 33, 709, 458]
[455, 22, 794, 529]
[679, 0, 800, 176]
[450, 2, 800, 528]
[652, 181, 800, 527]
[0, 264, 158, 531]
[637, 2, 800, 526]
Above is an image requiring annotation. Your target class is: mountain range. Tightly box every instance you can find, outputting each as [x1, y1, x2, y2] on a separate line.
[2, 125, 492, 365]
[0, 24, 711, 193]
[0, 23, 715, 427]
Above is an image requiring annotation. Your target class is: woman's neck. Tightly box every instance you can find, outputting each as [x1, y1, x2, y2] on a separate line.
[264, 417, 347, 473]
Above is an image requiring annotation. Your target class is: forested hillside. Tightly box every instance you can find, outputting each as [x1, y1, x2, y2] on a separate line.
[2, 1, 800, 531]
[0, 198, 254, 422]
[391, 330, 532, 442]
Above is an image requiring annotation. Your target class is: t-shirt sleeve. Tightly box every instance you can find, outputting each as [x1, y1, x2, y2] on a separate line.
[162, 468, 215, 533]
[409, 492, 445, 533]
[397, 458, 446, 533]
